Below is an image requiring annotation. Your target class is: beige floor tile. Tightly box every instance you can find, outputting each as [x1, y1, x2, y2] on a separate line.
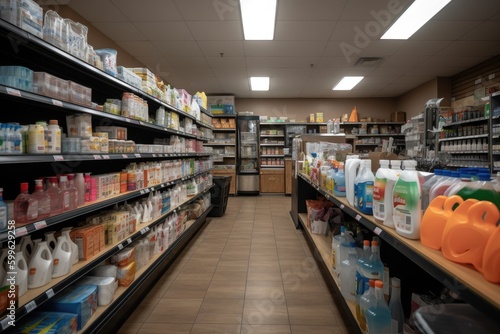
[138, 323, 192, 333]
[290, 325, 346, 334]
[241, 324, 291, 334]
[242, 299, 289, 325]
[117, 321, 142, 334]
[213, 268, 249, 281]
[283, 280, 328, 301]
[287, 300, 339, 326]
[191, 324, 242, 334]
[147, 299, 203, 323]
[217, 260, 250, 272]
[248, 263, 281, 274]
[247, 270, 283, 282]
[220, 252, 250, 261]
[186, 257, 220, 268]
[163, 279, 211, 299]
[126, 297, 161, 323]
[245, 280, 285, 300]
[205, 279, 246, 299]
[195, 299, 244, 324]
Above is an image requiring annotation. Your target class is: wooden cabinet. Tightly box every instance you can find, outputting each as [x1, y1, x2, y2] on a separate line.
[260, 169, 284, 193]
[285, 159, 292, 195]
[211, 170, 236, 195]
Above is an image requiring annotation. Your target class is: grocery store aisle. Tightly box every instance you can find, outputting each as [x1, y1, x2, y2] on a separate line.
[118, 195, 350, 334]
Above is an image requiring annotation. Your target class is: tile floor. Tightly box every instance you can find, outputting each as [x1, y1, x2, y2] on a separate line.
[118, 195, 350, 334]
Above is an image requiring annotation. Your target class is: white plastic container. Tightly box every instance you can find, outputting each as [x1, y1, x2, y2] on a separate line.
[3, 251, 28, 297]
[345, 155, 361, 206]
[28, 123, 45, 154]
[354, 159, 374, 215]
[51, 236, 72, 278]
[19, 235, 34, 262]
[75, 276, 118, 306]
[61, 227, 79, 265]
[44, 231, 57, 251]
[28, 241, 53, 289]
[392, 160, 423, 239]
[340, 242, 357, 302]
[373, 160, 391, 223]
[47, 119, 61, 153]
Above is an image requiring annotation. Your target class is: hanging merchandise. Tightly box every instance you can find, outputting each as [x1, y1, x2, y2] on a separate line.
[354, 159, 374, 215]
[393, 160, 423, 239]
[420, 195, 463, 250]
[365, 280, 392, 334]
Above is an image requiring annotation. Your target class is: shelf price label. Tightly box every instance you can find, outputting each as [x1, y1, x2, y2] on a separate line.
[118, 244, 124, 250]
[34, 220, 47, 230]
[135, 154, 141, 158]
[374, 227, 382, 236]
[0, 317, 10, 330]
[53, 155, 64, 161]
[15, 227, 28, 238]
[51, 99, 63, 107]
[122, 154, 128, 159]
[126, 238, 132, 244]
[355, 214, 362, 222]
[46, 288, 55, 299]
[144, 188, 150, 194]
[24, 300, 37, 313]
[93, 155, 102, 160]
[340, 204, 345, 210]
[140, 190, 145, 195]
[125, 118, 131, 123]
[102, 155, 110, 160]
[6, 87, 21, 97]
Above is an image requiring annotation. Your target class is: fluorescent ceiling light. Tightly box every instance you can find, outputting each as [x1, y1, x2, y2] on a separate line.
[250, 77, 270, 91]
[240, 0, 277, 40]
[332, 76, 364, 91]
[381, 0, 452, 40]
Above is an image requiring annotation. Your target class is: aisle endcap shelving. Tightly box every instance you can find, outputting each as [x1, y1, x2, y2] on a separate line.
[297, 173, 500, 320]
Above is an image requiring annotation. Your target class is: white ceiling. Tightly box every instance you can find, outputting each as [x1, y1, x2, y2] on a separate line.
[66, 0, 500, 98]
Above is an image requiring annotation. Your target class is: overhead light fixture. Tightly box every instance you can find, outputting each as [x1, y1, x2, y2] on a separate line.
[240, 0, 277, 40]
[381, 0, 452, 40]
[332, 76, 364, 90]
[250, 77, 270, 91]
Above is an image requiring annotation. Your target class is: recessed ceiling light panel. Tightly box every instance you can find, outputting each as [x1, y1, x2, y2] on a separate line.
[250, 77, 270, 91]
[332, 76, 364, 90]
[240, 0, 277, 40]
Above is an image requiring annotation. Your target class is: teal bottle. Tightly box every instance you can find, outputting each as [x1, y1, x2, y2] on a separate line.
[365, 280, 392, 334]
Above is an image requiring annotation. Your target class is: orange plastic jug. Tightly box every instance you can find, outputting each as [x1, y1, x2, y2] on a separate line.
[420, 195, 463, 250]
[482, 225, 500, 283]
[441, 199, 499, 272]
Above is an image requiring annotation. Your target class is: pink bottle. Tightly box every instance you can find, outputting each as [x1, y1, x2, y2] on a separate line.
[45, 177, 63, 216]
[84, 173, 91, 202]
[32, 179, 50, 220]
[14, 182, 38, 225]
[59, 175, 71, 212]
[66, 174, 78, 210]
[75, 173, 85, 206]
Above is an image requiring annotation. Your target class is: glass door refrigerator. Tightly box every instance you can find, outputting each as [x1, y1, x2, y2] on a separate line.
[236, 115, 260, 195]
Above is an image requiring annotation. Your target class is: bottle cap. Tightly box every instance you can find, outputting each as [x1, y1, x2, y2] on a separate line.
[363, 240, 370, 246]
[375, 280, 384, 288]
[20, 182, 29, 192]
[372, 240, 379, 246]
[49, 120, 58, 125]
[391, 277, 401, 288]
[369, 279, 376, 287]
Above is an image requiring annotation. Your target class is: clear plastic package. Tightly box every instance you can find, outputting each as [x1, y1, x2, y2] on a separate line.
[69, 81, 92, 107]
[96, 49, 118, 77]
[43, 10, 68, 51]
[33, 72, 69, 100]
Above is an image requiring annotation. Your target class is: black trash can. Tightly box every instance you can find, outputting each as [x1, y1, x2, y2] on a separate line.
[208, 176, 232, 217]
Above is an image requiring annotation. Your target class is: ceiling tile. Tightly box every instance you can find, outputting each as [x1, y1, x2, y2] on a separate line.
[167, 57, 210, 67]
[219, 79, 250, 93]
[115, 41, 162, 58]
[339, 0, 411, 20]
[275, 21, 336, 41]
[322, 41, 352, 58]
[358, 40, 405, 56]
[110, 0, 181, 21]
[246, 57, 319, 68]
[404, 66, 467, 77]
[434, 0, 500, 20]
[381, 55, 430, 67]
[411, 20, 482, 41]
[206, 57, 246, 68]
[422, 56, 490, 69]
[246, 68, 312, 79]
[244, 41, 326, 57]
[317, 56, 353, 68]
[459, 21, 500, 41]
[68, 0, 127, 22]
[174, 0, 241, 21]
[277, 0, 347, 20]
[187, 21, 243, 40]
[329, 20, 370, 41]
[135, 22, 194, 41]
[438, 41, 500, 57]
[213, 67, 248, 78]
[394, 41, 451, 56]
[198, 41, 245, 57]
[151, 41, 203, 56]
[92, 22, 146, 41]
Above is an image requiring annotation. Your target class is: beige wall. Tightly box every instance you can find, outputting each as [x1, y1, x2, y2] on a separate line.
[397, 79, 439, 118]
[235, 98, 398, 122]
[55, 5, 144, 68]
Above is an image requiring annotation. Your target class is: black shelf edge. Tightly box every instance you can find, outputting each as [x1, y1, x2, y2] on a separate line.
[199, 106, 212, 117]
[354, 134, 404, 137]
[212, 128, 236, 132]
[260, 144, 285, 146]
[0, 20, 200, 123]
[0, 170, 212, 243]
[261, 155, 285, 158]
[211, 115, 236, 118]
[445, 151, 489, 154]
[0, 152, 212, 165]
[439, 134, 489, 142]
[298, 173, 500, 320]
[0, 187, 214, 332]
[443, 116, 489, 127]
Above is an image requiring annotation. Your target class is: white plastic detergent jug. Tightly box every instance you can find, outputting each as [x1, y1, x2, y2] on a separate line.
[19, 235, 33, 263]
[373, 160, 391, 223]
[51, 235, 72, 278]
[44, 231, 57, 251]
[3, 251, 28, 296]
[346, 155, 361, 206]
[28, 241, 53, 289]
[61, 227, 79, 265]
[392, 160, 423, 239]
[354, 160, 375, 215]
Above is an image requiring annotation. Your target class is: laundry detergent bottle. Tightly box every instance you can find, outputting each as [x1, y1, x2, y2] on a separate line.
[373, 160, 391, 224]
[346, 155, 361, 206]
[333, 162, 346, 197]
[354, 159, 375, 215]
[393, 160, 423, 239]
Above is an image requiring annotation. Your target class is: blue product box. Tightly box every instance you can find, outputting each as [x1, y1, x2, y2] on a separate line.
[46, 285, 97, 330]
[14, 312, 78, 334]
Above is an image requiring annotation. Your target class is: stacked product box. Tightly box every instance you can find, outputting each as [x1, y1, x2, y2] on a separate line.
[0, 0, 43, 38]
[33, 72, 69, 100]
[112, 247, 136, 287]
[0, 65, 33, 91]
[70, 225, 105, 261]
[69, 81, 92, 107]
[117, 66, 142, 90]
[16, 312, 78, 334]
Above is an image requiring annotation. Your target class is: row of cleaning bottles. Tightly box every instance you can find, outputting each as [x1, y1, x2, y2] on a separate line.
[332, 228, 404, 334]
[0, 231, 79, 297]
[343, 157, 500, 240]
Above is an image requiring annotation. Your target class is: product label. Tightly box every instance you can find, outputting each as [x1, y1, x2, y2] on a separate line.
[355, 181, 373, 214]
[373, 176, 387, 219]
[393, 178, 421, 234]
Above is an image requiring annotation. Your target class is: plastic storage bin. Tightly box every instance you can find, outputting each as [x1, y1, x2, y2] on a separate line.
[208, 176, 231, 217]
